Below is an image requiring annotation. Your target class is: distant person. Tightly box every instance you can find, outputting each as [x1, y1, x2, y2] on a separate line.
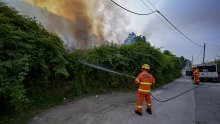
[193, 66, 200, 85]
[134, 64, 155, 115]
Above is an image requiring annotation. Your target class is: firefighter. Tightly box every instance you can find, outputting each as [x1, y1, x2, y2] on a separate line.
[193, 66, 200, 85]
[134, 64, 155, 115]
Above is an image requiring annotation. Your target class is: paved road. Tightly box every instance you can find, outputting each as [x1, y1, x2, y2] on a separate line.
[195, 82, 220, 124]
[29, 76, 220, 124]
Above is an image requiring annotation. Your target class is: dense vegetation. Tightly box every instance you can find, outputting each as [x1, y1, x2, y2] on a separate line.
[0, 2, 186, 123]
[0, 1, 69, 119]
[68, 42, 183, 97]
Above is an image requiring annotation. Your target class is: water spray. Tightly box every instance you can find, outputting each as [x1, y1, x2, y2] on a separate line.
[80, 61, 136, 79]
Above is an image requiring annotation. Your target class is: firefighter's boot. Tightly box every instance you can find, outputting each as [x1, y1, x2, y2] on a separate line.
[195, 81, 200, 85]
[146, 108, 152, 114]
[135, 110, 142, 116]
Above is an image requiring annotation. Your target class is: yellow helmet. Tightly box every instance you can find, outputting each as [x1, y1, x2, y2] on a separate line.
[142, 64, 150, 70]
[193, 65, 197, 68]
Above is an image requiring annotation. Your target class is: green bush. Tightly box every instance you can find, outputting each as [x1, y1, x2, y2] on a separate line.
[0, 2, 69, 114]
[68, 42, 183, 96]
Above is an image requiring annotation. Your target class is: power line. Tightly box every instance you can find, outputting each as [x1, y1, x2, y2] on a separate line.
[141, 0, 207, 63]
[145, 0, 158, 11]
[140, 0, 154, 12]
[140, 0, 196, 48]
[140, 0, 186, 43]
[112, 0, 203, 47]
[110, 0, 157, 15]
[140, 0, 174, 31]
[157, 11, 203, 47]
[140, 0, 167, 27]
[141, 0, 203, 47]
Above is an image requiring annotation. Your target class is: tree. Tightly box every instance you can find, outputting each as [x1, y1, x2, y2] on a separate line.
[124, 32, 136, 44]
[163, 50, 172, 55]
[134, 35, 148, 43]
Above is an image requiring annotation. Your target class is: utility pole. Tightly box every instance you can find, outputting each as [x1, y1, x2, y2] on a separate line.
[203, 43, 206, 64]
[192, 55, 193, 65]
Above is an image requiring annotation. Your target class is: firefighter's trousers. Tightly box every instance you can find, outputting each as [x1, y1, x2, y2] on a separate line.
[136, 93, 151, 112]
[194, 75, 200, 84]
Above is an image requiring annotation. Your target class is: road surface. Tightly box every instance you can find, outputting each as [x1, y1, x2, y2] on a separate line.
[195, 82, 220, 124]
[29, 76, 220, 124]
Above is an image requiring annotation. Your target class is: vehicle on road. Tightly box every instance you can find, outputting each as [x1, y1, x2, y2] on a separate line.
[185, 67, 193, 76]
[196, 63, 218, 82]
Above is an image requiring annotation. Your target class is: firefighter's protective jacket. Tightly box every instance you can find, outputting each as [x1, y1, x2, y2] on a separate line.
[193, 68, 200, 76]
[135, 70, 155, 94]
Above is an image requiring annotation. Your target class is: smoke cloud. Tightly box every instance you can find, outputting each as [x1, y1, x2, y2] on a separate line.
[22, 0, 129, 49]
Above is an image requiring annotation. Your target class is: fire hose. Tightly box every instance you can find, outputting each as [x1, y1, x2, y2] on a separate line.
[80, 61, 203, 102]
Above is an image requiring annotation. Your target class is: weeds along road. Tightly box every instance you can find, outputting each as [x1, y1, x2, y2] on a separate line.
[29, 76, 220, 124]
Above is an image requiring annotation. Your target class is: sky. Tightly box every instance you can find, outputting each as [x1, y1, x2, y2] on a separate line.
[3, 0, 220, 64]
[115, 0, 220, 64]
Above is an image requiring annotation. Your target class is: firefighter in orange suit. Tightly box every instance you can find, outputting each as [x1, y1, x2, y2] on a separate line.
[193, 66, 200, 85]
[134, 64, 155, 115]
